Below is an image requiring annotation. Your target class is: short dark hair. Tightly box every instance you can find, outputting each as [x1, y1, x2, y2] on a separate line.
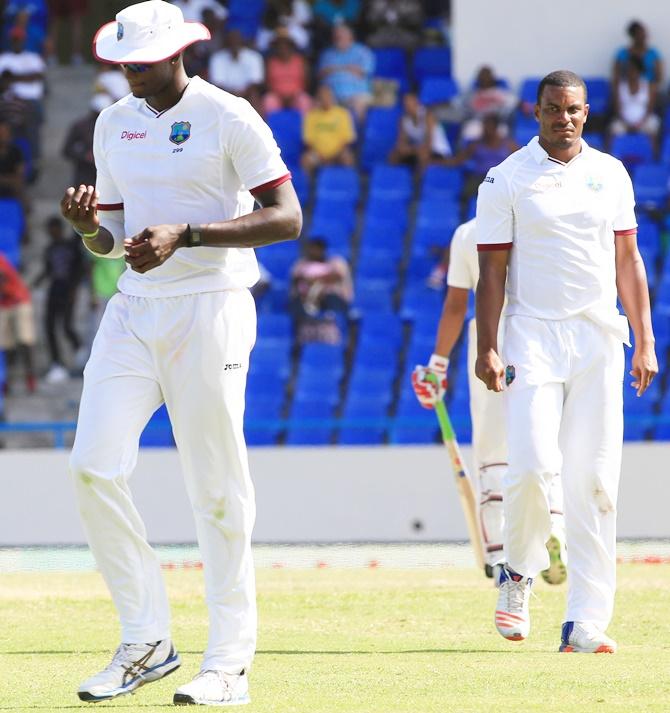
[307, 237, 327, 251]
[627, 21, 644, 39]
[537, 70, 587, 104]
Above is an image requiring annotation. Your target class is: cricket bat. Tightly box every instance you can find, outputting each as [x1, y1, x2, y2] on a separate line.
[434, 400, 486, 570]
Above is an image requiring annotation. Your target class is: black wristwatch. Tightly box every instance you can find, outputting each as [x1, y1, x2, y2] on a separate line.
[186, 223, 203, 247]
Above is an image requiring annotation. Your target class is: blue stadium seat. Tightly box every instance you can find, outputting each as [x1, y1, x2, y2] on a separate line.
[0, 199, 24, 265]
[301, 342, 345, 367]
[315, 166, 360, 203]
[373, 47, 409, 93]
[338, 396, 389, 445]
[307, 219, 353, 258]
[257, 313, 292, 341]
[419, 77, 459, 106]
[357, 312, 404, 347]
[352, 280, 395, 314]
[245, 392, 285, 446]
[582, 132, 604, 151]
[519, 77, 542, 106]
[290, 166, 310, 207]
[348, 362, 396, 391]
[611, 133, 654, 168]
[286, 396, 337, 445]
[249, 343, 292, 380]
[636, 218, 661, 251]
[140, 404, 175, 447]
[413, 46, 452, 83]
[584, 77, 610, 116]
[369, 164, 413, 203]
[389, 392, 438, 444]
[420, 166, 463, 202]
[267, 110, 302, 167]
[401, 283, 445, 321]
[410, 199, 461, 256]
[363, 199, 409, 234]
[361, 107, 402, 170]
[256, 239, 300, 278]
[660, 134, 670, 166]
[633, 164, 670, 210]
[358, 224, 406, 260]
[355, 253, 399, 286]
[226, 0, 264, 38]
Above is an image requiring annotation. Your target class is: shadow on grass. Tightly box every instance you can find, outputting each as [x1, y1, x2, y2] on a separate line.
[1, 648, 518, 656]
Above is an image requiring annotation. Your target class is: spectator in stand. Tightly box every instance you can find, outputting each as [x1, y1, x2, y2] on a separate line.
[459, 65, 516, 141]
[0, 26, 46, 163]
[289, 237, 353, 343]
[171, 0, 227, 23]
[33, 216, 86, 383]
[318, 23, 374, 123]
[0, 252, 36, 394]
[364, 0, 423, 52]
[445, 113, 518, 202]
[46, 0, 88, 65]
[0, 70, 29, 136]
[62, 94, 113, 188]
[613, 20, 662, 88]
[0, 120, 26, 210]
[2, 0, 48, 53]
[209, 29, 264, 112]
[263, 31, 311, 115]
[257, 0, 312, 53]
[301, 83, 355, 175]
[389, 91, 451, 171]
[94, 65, 130, 102]
[610, 56, 660, 149]
[183, 7, 226, 78]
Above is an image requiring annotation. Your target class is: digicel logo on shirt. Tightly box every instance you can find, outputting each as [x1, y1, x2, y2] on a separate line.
[120, 130, 147, 141]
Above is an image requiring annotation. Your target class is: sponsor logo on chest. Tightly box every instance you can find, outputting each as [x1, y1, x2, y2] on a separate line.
[120, 130, 147, 141]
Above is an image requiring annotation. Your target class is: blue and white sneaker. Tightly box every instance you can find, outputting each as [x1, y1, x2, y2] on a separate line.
[77, 639, 181, 702]
[559, 622, 617, 653]
[174, 669, 250, 706]
[541, 532, 568, 585]
[495, 565, 533, 641]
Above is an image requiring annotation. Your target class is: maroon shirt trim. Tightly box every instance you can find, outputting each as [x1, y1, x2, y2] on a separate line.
[249, 173, 292, 196]
[477, 242, 513, 251]
[98, 202, 124, 211]
[614, 228, 637, 237]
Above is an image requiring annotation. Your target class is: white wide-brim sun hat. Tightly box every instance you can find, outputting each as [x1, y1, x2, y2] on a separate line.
[93, 0, 210, 64]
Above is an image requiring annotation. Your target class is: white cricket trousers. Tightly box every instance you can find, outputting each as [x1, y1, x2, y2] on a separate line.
[502, 315, 624, 630]
[466, 319, 564, 567]
[69, 289, 257, 672]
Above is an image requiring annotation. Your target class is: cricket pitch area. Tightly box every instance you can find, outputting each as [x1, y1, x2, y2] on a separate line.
[1, 544, 669, 713]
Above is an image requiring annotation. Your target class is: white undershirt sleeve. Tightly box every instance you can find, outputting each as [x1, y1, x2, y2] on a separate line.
[612, 161, 637, 232]
[93, 111, 126, 259]
[475, 167, 514, 251]
[446, 223, 475, 290]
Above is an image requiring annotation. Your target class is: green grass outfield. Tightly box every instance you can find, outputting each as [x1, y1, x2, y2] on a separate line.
[1, 565, 669, 713]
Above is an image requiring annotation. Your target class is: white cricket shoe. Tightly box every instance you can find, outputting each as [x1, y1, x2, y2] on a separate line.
[174, 669, 250, 706]
[494, 565, 533, 641]
[541, 531, 568, 585]
[559, 621, 617, 653]
[77, 639, 181, 702]
[44, 363, 69, 384]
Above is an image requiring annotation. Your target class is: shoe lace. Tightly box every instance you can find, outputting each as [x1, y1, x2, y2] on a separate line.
[503, 579, 529, 613]
[193, 670, 238, 701]
[107, 642, 157, 682]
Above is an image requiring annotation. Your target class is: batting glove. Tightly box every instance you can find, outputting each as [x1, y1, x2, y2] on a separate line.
[411, 354, 448, 409]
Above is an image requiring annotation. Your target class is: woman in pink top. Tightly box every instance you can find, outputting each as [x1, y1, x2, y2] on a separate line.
[263, 33, 312, 115]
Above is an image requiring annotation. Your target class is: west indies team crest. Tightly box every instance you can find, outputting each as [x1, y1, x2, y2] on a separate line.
[169, 121, 191, 145]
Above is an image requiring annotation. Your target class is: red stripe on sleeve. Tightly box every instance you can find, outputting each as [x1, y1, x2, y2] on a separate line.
[477, 242, 513, 252]
[249, 173, 292, 196]
[614, 228, 637, 237]
[98, 202, 124, 211]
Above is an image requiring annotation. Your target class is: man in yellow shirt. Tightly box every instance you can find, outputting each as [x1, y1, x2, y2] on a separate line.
[301, 84, 355, 175]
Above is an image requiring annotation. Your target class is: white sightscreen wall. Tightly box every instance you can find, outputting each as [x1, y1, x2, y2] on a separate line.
[452, 0, 670, 89]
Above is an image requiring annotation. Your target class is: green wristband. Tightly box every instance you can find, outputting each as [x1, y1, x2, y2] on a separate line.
[74, 226, 100, 239]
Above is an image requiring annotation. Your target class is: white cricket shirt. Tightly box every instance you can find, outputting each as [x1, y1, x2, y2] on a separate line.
[446, 218, 478, 291]
[476, 137, 636, 343]
[93, 75, 289, 297]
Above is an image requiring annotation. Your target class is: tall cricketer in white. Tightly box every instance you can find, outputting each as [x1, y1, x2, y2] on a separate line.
[412, 218, 567, 585]
[59, 1, 301, 706]
[475, 70, 657, 652]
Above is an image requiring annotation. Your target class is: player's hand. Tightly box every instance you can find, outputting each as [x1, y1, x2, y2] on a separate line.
[411, 354, 448, 409]
[60, 185, 99, 235]
[124, 224, 188, 273]
[630, 341, 658, 396]
[475, 349, 505, 392]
